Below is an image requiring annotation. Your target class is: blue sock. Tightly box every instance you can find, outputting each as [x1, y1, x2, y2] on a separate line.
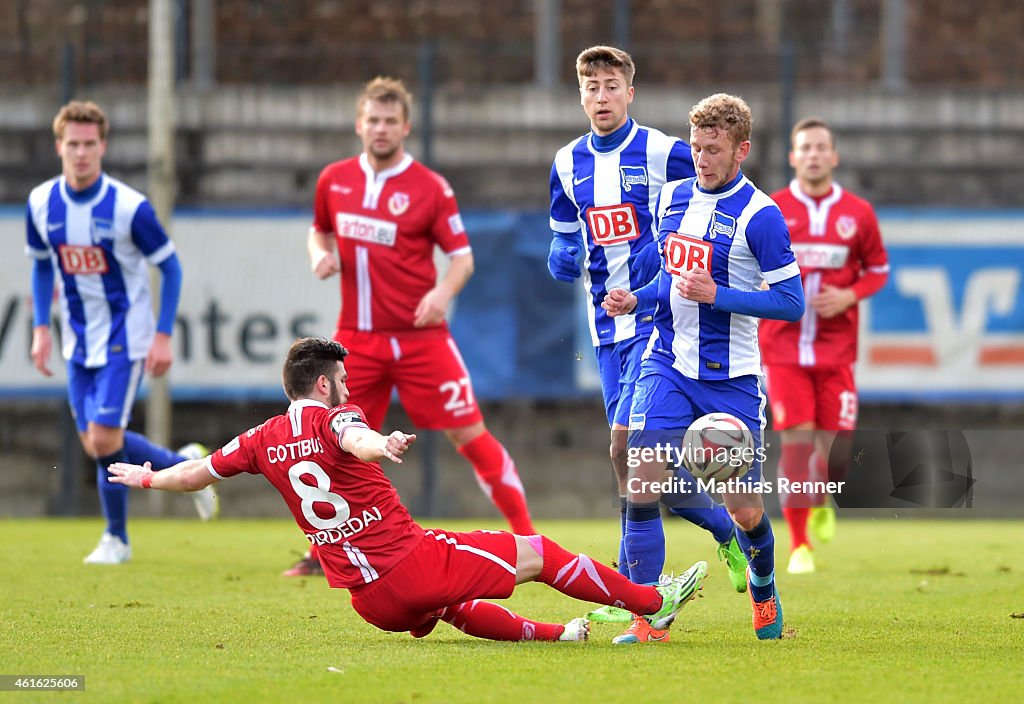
[123, 430, 184, 470]
[617, 496, 629, 577]
[736, 514, 776, 602]
[624, 501, 664, 585]
[96, 449, 129, 543]
[665, 468, 736, 544]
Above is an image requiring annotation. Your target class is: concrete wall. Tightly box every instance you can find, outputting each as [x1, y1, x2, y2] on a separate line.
[2, 399, 1021, 519]
[3, 85, 1023, 208]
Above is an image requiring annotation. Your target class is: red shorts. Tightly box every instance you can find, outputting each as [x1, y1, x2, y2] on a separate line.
[764, 364, 858, 431]
[334, 327, 484, 431]
[349, 529, 518, 633]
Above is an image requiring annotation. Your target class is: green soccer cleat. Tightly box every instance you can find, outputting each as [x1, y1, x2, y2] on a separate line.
[809, 504, 836, 544]
[586, 605, 634, 624]
[786, 544, 816, 575]
[645, 560, 708, 630]
[717, 533, 748, 593]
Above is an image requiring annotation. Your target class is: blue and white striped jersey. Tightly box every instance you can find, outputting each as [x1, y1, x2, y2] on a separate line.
[550, 120, 695, 346]
[648, 172, 800, 379]
[25, 173, 176, 368]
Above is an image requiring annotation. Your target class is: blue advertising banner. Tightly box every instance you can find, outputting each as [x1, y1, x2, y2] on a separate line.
[1, 209, 1022, 403]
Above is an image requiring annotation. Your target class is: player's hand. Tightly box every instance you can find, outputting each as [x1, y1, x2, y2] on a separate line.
[106, 461, 154, 488]
[145, 332, 173, 377]
[811, 284, 857, 319]
[547, 245, 581, 282]
[675, 268, 717, 304]
[312, 250, 341, 280]
[414, 287, 452, 327]
[31, 325, 53, 377]
[602, 288, 637, 317]
[382, 431, 417, 464]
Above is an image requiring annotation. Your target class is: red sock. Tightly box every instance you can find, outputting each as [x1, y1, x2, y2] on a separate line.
[780, 440, 814, 550]
[782, 507, 811, 551]
[779, 440, 814, 509]
[439, 600, 564, 641]
[807, 450, 826, 507]
[534, 535, 662, 615]
[459, 431, 535, 534]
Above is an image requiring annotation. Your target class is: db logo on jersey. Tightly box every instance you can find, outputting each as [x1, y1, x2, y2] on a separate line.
[586, 204, 640, 246]
[664, 232, 713, 275]
[58, 245, 109, 275]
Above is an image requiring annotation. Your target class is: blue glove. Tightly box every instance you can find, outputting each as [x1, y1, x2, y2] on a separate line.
[547, 241, 582, 282]
[629, 242, 662, 284]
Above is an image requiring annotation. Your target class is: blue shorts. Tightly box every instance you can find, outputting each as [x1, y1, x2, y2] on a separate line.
[67, 358, 145, 433]
[595, 335, 649, 427]
[627, 353, 767, 481]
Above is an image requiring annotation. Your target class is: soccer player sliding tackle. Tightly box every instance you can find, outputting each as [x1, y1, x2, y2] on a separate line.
[107, 337, 707, 642]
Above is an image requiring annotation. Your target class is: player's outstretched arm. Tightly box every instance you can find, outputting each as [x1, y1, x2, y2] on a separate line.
[308, 227, 340, 279]
[342, 428, 417, 464]
[108, 459, 219, 492]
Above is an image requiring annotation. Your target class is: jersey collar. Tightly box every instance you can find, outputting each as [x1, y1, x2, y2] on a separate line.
[789, 179, 844, 208]
[789, 180, 844, 236]
[288, 398, 329, 412]
[61, 172, 109, 205]
[695, 170, 748, 197]
[587, 119, 639, 157]
[359, 152, 413, 181]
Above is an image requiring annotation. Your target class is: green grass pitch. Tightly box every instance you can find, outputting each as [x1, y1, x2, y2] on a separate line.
[2, 517, 1022, 703]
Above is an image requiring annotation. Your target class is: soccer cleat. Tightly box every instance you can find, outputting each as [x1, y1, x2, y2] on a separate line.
[177, 442, 209, 461]
[717, 533, 748, 592]
[83, 533, 132, 564]
[747, 569, 784, 640]
[787, 544, 816, 575]
[809, 504, 836, 544]
[558, 617, 591, 642]
[645, 560, 708, 630]
[612, 615, 670, 644]
[283, 553, 324, 577]
[177, 443, 219, 521]
[586, 605, 633, 624]
[190, 485, 219, 522]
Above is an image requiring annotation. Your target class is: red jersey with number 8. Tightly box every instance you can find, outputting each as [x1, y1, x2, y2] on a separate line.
[312, 153, 471, 333]
[207, 399, 423, 588]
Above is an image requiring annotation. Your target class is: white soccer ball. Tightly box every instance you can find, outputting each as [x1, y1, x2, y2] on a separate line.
[681, 412, 755, 482]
